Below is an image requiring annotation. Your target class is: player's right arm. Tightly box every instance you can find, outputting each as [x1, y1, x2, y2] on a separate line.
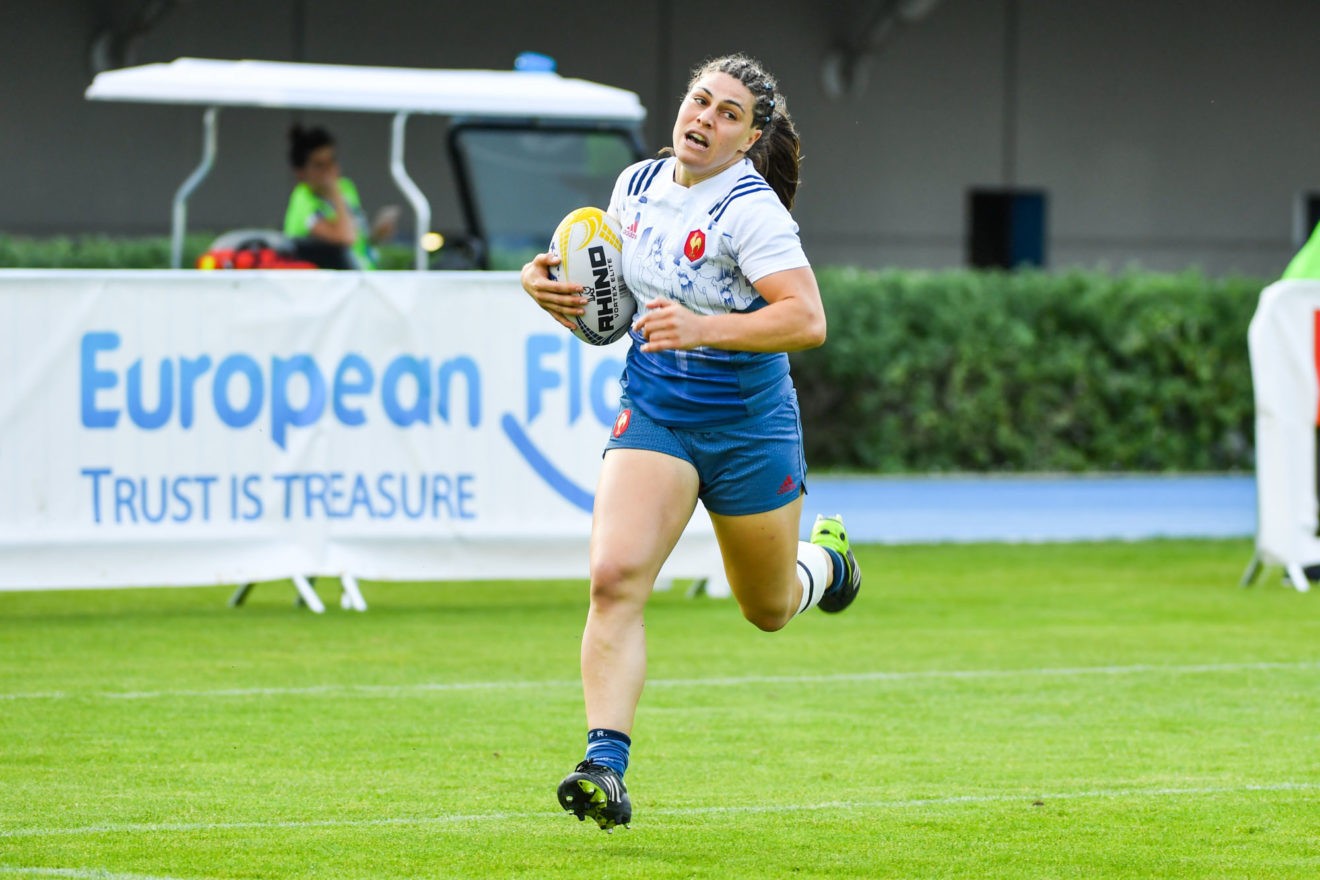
[520, 252, 587, 330]
[523, 163, 636, 329]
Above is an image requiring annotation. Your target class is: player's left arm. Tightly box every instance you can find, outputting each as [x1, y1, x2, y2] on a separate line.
[635, 266, 826, 354]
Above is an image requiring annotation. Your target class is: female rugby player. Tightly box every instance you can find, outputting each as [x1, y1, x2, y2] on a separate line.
[521, 53, 862, 832]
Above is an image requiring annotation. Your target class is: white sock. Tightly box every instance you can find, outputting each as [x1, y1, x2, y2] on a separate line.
[795, 541, 832, 616]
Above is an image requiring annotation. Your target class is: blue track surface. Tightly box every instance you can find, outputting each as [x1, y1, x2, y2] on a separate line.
[800, 475, 1256, 543]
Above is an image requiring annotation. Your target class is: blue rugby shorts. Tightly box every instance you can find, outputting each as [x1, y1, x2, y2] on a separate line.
[603, 392, 807, 516]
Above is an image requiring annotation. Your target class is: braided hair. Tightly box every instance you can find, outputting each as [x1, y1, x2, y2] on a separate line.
[688, 53, 801, 210]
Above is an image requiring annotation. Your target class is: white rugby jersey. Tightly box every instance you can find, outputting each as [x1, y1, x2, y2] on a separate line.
[607, 156, 810, 429]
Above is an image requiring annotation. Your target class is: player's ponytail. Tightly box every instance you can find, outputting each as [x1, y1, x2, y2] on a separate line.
[696, 54, 802, 211]
[747, 99, 801, 211]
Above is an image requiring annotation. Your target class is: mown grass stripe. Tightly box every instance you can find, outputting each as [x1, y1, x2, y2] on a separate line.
[0, 868, 212, 880]
[2, 782, 1315, 840]
[2, 660, 1316, 702]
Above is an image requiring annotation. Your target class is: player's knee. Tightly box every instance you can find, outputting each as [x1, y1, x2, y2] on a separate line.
[738, 599, 793, 633]
[588, 557, 652, 610]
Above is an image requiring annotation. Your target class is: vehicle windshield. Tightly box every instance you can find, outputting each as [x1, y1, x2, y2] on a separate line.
[451, 126, 640, 270]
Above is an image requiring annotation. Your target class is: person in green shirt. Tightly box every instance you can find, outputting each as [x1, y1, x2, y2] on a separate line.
[284, 125, 399, 269]
[1280, 222, 1320, 583]
[1282, 219, 1320, 279]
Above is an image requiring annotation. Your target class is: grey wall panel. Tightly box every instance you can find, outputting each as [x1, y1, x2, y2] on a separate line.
[3, 0, 1319, 277]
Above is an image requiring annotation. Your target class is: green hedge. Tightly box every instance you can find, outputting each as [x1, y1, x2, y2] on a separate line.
[792, 267, 1264, 473]
[0, 233, 219, 269]
[1, 234, 1265, 473]
[0, 233, 417, 270]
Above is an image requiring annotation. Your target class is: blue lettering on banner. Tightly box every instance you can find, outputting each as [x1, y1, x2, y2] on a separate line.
[213, 354, 263, 428]
[332, 354, 373, 425]
[80, 333, 121, 428]
[82, 467, 476, 524]
[229, 474, 264, 521]
[81, 467, 219, 524]
[524, 333, 620, 427]
[79, 332, 481, 449]
[271, 471, 477, 520]
[503, 334, 624, 512]
[76, 329, 622, 522]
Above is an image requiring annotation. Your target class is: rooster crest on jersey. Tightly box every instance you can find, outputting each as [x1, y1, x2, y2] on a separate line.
[547, 207, 637, 346]
[683, 229, 706, 263]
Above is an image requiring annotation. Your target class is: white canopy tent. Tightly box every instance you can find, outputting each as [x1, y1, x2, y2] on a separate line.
[85, 58, 647, 268]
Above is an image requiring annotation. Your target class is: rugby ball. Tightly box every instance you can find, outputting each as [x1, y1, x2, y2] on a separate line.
[548, 207, 636, 346]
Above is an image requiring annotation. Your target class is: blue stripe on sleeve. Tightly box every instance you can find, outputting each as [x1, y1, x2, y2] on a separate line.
[629, 159, 666, 197]
[709, 177, 773, 222]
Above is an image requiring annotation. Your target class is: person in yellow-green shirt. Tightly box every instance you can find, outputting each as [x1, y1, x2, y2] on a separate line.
[1282, 218, 1320, 279]
[1280, 221, 1320, 583]
[284, 125, 400, 269]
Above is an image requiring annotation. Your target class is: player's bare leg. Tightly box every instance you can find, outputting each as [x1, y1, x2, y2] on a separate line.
[558, 448, 698, 830]
[709, 496, 809, 631]
[712, 499, 862, 627]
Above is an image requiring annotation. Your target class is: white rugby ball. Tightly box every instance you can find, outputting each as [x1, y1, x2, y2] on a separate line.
[548, 207, 636, 346]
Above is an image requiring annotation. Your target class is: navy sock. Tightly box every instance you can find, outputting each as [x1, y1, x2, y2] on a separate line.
[822, 547, 846, 593]
[584, 728, 631, 777]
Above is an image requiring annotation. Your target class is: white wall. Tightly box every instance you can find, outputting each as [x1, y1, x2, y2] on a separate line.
[3, 0, 1319, 277]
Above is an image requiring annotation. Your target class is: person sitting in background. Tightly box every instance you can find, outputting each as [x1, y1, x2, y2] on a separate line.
[283, 125, 400, 269]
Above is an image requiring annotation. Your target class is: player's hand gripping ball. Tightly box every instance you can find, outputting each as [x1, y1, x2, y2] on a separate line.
[548, 207, 637, 346]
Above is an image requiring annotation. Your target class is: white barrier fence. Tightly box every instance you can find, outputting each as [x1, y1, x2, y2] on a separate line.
[1245, 280, 1320, 591]
[0, 270, 723, 599]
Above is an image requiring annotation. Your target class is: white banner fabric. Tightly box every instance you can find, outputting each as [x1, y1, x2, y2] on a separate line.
[1247, 280, 1320, 587]
[0, 270, 721, 590]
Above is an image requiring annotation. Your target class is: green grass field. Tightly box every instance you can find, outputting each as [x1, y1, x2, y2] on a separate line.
[3, 538, 1318, 879]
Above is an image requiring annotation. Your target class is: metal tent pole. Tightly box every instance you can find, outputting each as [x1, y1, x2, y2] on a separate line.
[171, 106, 219, 269]
[389, 111, 431, 270]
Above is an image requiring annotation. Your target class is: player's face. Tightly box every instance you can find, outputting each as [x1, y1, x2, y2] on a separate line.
[671, 71, 763, 186]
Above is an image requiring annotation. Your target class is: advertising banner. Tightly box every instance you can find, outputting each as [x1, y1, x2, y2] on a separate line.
[1246, 279, 1320, 591]
[0, 270, 721, 591]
